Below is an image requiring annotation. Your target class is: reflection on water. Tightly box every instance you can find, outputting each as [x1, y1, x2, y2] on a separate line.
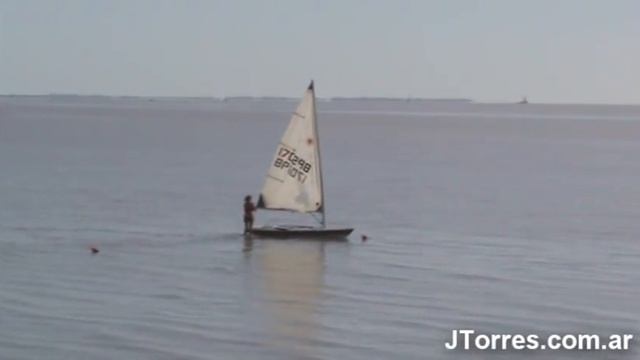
[243, 235, 254, 253]
[246, 239, 326, 357]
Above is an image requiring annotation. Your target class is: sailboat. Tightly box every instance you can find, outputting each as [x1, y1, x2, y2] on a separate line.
[250, 81, 354, 239]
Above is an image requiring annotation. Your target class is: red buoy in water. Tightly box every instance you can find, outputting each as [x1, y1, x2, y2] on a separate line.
[361, 234, 368, 242]
[90, 246, 99, 254]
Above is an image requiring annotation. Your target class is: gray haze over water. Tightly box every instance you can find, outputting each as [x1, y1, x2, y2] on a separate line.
[1, 96, 640, 359]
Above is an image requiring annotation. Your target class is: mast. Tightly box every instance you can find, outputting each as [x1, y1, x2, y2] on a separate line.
[309, 80, 326, 228]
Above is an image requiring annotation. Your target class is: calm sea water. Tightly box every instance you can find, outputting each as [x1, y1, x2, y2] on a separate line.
[1, 96, 640, 359]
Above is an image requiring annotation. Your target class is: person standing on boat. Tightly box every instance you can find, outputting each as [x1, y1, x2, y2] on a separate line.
[243, 195, 256, 234]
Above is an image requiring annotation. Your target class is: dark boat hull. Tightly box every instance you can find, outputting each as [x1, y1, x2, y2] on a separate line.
[250, 225, 353, 240]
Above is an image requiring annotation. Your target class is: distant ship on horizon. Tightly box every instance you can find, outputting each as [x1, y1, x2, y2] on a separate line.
[518, 96, 529, 104]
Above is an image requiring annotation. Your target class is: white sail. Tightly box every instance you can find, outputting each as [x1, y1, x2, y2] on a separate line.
[257, 82, 323, 213]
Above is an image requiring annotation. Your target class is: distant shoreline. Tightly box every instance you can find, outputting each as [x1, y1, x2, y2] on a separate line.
[0, 94, 472, 103]
[1, 94, 639, 106]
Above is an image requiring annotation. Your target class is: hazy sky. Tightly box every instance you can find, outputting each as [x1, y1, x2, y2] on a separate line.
[1, 0, 639, 103]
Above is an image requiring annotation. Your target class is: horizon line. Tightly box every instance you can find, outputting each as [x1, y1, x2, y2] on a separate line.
[1, 93, 640, 106]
